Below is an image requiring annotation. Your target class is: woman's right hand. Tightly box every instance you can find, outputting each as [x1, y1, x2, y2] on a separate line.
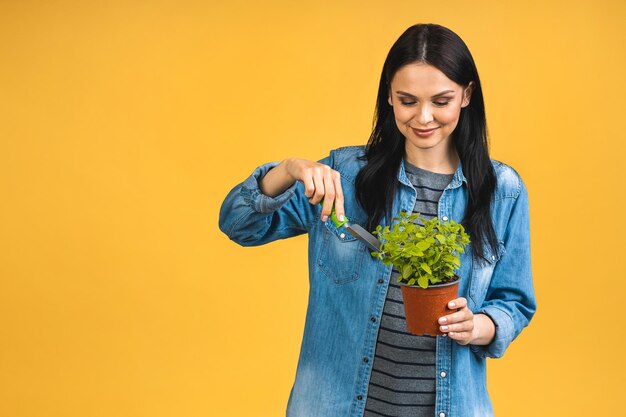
[285, 158, 345, 222]
[259, 158, 345, 223]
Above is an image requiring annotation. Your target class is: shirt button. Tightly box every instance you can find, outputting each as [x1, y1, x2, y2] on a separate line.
[442, 216, 449, 221]
[339, 233, 346, 239]
[439, 413, 446, 417]
[440, 371, 447, 378]
[370, 316, 377, 323]
[492, 255, 496, 261]
[363, 357, 369, 363]
[378, 278, 384, 284]
[357, 395, 363, 400]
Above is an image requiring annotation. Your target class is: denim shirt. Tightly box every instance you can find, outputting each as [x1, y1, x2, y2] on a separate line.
[218, 145, 536, 417]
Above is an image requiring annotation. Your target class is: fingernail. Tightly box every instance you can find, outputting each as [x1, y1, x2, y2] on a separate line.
[439, 317, 447, 324]
[338, 214, 345, 221]
[322, 215, 328, 222]
[440, 326, 448, 331]
[449, 302, 456, 308]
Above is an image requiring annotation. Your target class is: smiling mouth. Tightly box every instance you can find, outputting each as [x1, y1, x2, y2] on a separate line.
[411, 127, 439, 133]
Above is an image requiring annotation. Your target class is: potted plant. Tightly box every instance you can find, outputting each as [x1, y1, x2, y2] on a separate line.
[371, 211, 470, 336]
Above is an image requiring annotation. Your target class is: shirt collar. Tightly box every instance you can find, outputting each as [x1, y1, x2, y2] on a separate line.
[449, 160, 468, 189]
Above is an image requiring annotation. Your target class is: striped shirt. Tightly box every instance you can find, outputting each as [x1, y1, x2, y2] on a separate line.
[363, 160, 454, 417]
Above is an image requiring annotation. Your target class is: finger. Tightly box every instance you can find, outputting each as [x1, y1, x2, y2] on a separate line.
[319, 171, 335, 222]
[331, 170, 345, 221]
[439, 307, 473, 325]
[322, 167, 336, 207]
[319, 168, 336, 221]
[309, 167, 326, 205]
[447, 331, 472, 345]
[301, 170, 315, 199]
[440, 320, 474, 334]
[447, 297, 467, 310]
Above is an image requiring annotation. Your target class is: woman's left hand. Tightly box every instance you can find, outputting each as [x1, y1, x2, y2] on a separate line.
[438, 297, 496, 346]
[438, 297, 475, 345]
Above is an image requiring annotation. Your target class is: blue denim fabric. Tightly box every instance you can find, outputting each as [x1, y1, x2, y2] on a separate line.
[218, 145, 536, 417]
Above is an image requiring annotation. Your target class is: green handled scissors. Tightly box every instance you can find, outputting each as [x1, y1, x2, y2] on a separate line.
[319, 198, 381, 252]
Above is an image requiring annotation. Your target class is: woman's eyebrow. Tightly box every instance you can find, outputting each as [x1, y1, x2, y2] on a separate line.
[396, 90, 455, 98]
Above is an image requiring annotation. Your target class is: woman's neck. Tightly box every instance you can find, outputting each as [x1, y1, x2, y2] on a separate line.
[404, 145, 459, 174]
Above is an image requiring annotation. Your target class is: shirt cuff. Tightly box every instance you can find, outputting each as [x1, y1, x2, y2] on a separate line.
[470, 306, 514, 359]
[240, 162, 298, 214]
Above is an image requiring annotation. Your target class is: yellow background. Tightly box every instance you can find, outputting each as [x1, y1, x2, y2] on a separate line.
[1, 1, 624, 416]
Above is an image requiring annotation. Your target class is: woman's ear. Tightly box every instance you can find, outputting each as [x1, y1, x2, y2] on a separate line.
[462, 81, 475, 107]
[388, 94, 393, 106]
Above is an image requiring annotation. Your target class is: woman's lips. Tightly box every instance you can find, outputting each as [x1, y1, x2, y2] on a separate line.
[412, 127, 439, 137]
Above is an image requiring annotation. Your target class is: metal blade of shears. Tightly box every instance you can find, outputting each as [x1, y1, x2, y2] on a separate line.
[344, 222, 381, 252]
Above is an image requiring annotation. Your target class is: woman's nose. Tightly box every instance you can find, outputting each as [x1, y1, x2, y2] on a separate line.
[416, 104, 434, 125]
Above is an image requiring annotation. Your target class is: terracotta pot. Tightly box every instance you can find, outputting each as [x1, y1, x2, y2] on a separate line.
[399, 276, 460, 336]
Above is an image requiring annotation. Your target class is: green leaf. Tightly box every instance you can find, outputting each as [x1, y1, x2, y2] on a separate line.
[420, 263, 432, 274]
[402, 265, 413, 279]
[417, 276, 429, 289]
[416, 241, 431, 251]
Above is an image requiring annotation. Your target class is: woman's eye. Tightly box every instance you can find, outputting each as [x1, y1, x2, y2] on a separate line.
[400, 101, 450, 107]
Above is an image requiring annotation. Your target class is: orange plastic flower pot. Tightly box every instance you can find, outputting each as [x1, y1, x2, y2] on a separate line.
[399, 277, 460, 336]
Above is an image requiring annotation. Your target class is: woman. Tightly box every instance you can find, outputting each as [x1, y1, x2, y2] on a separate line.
[219, 23, 536, 417]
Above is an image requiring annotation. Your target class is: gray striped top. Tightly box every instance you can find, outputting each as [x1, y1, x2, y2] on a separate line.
[363, 160, 454, 417]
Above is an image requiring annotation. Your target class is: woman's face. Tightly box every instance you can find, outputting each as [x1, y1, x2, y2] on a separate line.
[388, 62, 474, 157]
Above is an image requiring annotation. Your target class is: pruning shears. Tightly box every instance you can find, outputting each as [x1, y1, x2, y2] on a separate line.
[319, 198, 381, 252]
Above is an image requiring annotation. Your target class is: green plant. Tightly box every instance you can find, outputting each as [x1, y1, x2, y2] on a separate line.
[371, 211, 470, 289]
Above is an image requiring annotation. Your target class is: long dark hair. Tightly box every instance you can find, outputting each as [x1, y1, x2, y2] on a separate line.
[355, 23, 498, 261]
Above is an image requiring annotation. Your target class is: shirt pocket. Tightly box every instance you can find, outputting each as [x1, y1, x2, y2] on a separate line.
[469, 240, 506, 307]
[317, 218, 368, 285]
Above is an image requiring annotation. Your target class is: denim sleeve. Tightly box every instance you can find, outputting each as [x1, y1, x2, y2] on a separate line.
[471, 179, 537, 359]
[218, 155, 332, 246]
